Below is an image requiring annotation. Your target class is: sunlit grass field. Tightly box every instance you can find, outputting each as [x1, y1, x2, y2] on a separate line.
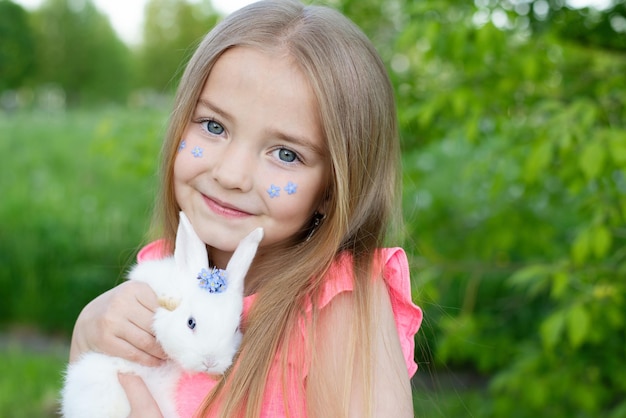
[0, 336, 68, 417]
[0, 106, 168, 333]
[0, 105, 164, 416]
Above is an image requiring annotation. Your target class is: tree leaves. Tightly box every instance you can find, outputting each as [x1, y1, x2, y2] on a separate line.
[579, 141, 607, 181]
[0, 1, 36, 91]
[572, 224, 613, 264]
[566, 304, 590, 349]
[30, 0, 133, 104]
[523, 140, 553, 183]
[388, 0, 626, 415]
[540, 308, 566, 350]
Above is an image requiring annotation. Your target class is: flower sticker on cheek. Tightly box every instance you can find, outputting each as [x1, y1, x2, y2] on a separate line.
[284, 181, 297, 195]
[267, 184, 281, 198]
[191, 146, 204, 158]
[178, 139, 186, 152]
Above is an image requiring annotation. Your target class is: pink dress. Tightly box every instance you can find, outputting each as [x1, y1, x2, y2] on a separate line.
[138, 241, 422, 417]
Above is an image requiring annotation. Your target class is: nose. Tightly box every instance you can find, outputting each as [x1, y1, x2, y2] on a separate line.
[211, 141, 254, 192]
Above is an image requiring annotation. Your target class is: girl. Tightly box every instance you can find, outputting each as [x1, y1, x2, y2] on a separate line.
[69, 1, 422, 416]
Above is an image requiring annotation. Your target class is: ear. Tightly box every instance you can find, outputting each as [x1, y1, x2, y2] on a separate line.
[315, 196, 329, 218]
[225, 228, 263, 292]
[174, 211, 209, 276]
[316, 182, 332, 215]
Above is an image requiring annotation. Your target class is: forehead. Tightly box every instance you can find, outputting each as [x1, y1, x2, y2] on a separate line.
[199, 46, 327, 152]
[206, 46, 314, 106]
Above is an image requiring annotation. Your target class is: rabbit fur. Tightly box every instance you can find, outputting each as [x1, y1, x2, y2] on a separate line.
[60, 211, 263, 418]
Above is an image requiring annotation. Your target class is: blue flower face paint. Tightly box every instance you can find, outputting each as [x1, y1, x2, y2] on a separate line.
[178, 139, 186, 152]
[284, 181, 298, 195]
[267, 184, 281, 198]
[191, 146, 204, 158]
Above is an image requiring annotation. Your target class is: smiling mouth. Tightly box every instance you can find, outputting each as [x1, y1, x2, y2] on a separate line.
[202, 195, 252, 218]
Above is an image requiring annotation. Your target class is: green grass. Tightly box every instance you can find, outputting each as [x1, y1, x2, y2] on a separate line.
[0, 339, 67, 417]
[0, 106, 169, 333]
[412, 372, 491, 417]
[414, 389, 488, 417]
[0, 337, 483, 418]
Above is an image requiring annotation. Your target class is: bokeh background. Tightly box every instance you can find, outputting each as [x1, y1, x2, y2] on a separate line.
[1, 0, 625, 416]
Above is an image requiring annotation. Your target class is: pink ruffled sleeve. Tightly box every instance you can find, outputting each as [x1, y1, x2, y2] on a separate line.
[380, 248, 423, 377]
[313, 248, 423, 377]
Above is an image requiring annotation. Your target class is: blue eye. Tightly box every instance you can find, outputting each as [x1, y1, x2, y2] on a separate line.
[187, 317, 196, 330]
[202, 120, 224, 135]
[278, 148, 297, 163]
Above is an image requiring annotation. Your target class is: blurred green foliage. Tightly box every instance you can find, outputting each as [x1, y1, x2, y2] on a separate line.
[0, 0, 219, 106]
[0, 107, 168, 331]
[0, 1, 36, 91]
[1, 0, 625, 417]
[335, 0, 626, 416]
[29, 0, 134, 104]
[373, 0, 625, 417]
[0, 345, 66, 417]
[139, 0, 220, 91]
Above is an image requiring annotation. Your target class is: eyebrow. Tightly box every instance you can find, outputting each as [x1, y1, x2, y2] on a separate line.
[196, 97, 234, 123]
[269, 129, 326, 157]
[197, 97, 326, 157]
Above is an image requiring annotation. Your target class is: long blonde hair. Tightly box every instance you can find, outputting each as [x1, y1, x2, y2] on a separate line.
[153, 1, 401, 416]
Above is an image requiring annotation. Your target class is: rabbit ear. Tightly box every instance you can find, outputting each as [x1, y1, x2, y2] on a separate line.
[225, 228, 263, 292]
[174, 211, 209, 276]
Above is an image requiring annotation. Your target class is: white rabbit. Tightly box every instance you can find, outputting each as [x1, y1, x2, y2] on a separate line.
[60, 211, 263, 418]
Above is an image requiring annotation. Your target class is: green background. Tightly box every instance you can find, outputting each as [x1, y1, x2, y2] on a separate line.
[1, 0, 625, 416]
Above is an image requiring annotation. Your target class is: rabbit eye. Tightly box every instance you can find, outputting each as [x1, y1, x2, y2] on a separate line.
[187, 317, 196, 330]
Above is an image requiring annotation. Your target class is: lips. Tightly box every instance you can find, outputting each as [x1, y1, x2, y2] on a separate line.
[202, 194, 252, 218]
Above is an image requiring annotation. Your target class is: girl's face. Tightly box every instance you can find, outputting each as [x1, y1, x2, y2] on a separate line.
[174, 47, 328, 268]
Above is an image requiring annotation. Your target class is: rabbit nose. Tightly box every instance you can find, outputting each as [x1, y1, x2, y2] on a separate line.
[203, 358, 217, 371]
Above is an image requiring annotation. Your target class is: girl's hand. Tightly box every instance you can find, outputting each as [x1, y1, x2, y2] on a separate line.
[69, 280, 167, 366]
[118, 373, 164, 417]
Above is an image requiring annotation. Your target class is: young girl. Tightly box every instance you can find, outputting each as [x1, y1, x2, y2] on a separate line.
[69, 1, 422, 416]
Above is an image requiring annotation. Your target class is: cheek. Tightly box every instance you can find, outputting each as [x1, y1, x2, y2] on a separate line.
[177, 137, 207, 160]
[265, 181, 299, 199]
[262, 166, 327, 210]
[174, 139, 208, 180]
[173, 153, 192, 185]
[264, 179, 321, 219]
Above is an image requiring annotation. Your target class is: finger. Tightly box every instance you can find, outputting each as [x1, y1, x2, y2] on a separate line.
[117, 326, 167, 364]
[127, 296, 168, 362]
[133, 283, 161, 314]
[110, 282, 168, 363]
[70, 281, 166, 365]
[127, 298, 158, 335]
[109, 304, 166, 364]
[111, 336, 165, 367]
[118, 373, 163, 418]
